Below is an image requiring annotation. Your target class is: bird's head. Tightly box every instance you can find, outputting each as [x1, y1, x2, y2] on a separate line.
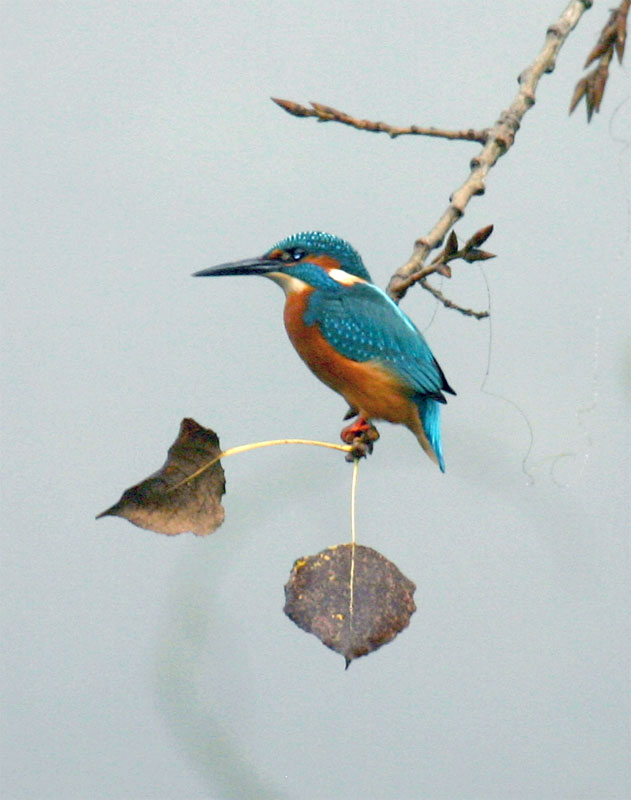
[194, 231, 372, 293]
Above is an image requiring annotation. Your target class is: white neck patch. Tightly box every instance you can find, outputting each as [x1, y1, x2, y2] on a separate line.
[265, 271, 310, 296]
[328, 268, 364, 286]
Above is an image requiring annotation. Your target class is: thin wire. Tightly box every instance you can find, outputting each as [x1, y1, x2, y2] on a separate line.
[477, 265, 536, 483]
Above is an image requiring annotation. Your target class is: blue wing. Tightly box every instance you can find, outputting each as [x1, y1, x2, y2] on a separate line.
[304, 282, 453, 401]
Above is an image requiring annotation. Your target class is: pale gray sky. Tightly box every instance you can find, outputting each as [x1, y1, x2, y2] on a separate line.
[3, 2, 630, 798]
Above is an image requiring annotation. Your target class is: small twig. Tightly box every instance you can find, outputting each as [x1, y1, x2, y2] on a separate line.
[569, 0, 629, 121]
[386, 0, 593, 304]
[391, 226, 495, 307]
[272, 3, 591, 314]
[272, 98, 488, 144]
[272, 4, 591, 316]
[419, 278, 489, 320]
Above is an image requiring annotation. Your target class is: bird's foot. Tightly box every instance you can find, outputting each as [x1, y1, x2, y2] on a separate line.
[341, 417, 380, 461]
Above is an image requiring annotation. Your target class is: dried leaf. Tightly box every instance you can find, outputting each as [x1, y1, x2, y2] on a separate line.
[284, 544, 416, 667]
[97, 418, 226, 536]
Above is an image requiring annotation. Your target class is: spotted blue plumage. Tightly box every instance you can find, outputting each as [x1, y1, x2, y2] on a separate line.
[304, 282, 450, 400]
[269, 232, 372, 282]
[304, 280, 454, 470]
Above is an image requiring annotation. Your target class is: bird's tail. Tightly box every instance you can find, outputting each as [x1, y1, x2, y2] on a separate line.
[414, 397, 445, 472]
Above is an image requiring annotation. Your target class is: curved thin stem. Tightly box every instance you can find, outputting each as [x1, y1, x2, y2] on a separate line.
[350, 457, 359, 546]
[349, 457, 360, 622]
[169, 437, 352, 492]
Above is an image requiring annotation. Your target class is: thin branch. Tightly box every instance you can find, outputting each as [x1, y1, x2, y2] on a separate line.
[386, 0, 593, 303]
[393, 226, 495, 317]
[271, 98, 488, 144]
[419, 279, 489, 320]
[272, 2, 593, 316]
[168, 438, 351, 492]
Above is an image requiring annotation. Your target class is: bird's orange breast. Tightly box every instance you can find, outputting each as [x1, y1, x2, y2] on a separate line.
[282, 289, 419, 427]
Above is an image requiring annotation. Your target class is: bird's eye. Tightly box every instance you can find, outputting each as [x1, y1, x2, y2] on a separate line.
[290, 248, 306, 261]
[277, 247, 307, 263]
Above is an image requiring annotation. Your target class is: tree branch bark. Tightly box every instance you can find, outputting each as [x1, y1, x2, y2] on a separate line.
[386, 0, 593, 303]
[273, 0, 594, 313]
[271, 98, 488, 144]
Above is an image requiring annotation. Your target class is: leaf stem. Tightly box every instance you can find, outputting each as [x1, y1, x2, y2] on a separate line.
[169, 438, 352, 492]
[350, 457, 359, 546]
[349, 457, 360, 622]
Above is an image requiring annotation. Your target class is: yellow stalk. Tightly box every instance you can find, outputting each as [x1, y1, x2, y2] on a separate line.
[169, 438, 352, 492]
[349, 457, 359, 622]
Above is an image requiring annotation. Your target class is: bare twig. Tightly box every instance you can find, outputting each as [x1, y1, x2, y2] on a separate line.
[272, 98, 488, 144]
[273, 1, 592, 314]
[569, 0, 629, 121]
[419, 279, 490, 320]
[393, 226, 495, 317]
[387, 0, 593, 304]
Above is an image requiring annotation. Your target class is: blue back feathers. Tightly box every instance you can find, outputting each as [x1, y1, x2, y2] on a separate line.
[304, 281, 451, 404]
[268, 231, 372, 282]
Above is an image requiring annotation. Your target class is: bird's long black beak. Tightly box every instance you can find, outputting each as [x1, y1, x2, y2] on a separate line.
[193, 257, 278, 278]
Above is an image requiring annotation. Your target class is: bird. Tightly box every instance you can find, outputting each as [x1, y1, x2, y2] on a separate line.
[194, 231, 455, 470]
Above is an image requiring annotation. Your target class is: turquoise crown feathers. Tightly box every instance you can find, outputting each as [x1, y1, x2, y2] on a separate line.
[268, 231, 372, 282]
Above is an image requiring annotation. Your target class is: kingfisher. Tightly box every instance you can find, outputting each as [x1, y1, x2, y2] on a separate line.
[194, 232, 455, 470]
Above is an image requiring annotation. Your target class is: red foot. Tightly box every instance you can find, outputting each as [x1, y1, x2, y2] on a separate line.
[341, 416, 373, 444]
[340, 417, 380, 460]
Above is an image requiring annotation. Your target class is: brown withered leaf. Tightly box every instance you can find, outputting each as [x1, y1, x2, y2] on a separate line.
[284, 544, 416, 668]
[97, 418, 225, 536]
